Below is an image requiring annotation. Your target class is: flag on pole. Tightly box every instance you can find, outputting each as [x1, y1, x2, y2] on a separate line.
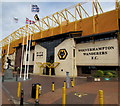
[34, 14, 39, 21]
[31, 5, 39, 12]
[26, 18, 35, 24]
[26, 18, 29, 24]
[13, 17, 18, 23]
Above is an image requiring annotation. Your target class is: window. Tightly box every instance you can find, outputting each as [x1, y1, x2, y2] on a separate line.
[32, 53, 34, 61]
[61, 69, 63, 71]
[82, 70, 91, 74]
[26, 54, 28, 61]
[73, 49, 75, 57]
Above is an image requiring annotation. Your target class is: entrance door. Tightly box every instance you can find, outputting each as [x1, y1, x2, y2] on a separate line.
[51, 68, 55, 75]
[81, 67, 91, 77]
[77, 66, 91, 76]
[81, 67, 91, 74]
[46, 67, 55, 75]
[77, 66, 82, 76]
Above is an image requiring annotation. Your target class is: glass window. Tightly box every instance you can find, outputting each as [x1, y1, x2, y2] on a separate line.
[73, 49, 75, 57]
[26, 54, 28, 61]
[32, 53, 34, 61]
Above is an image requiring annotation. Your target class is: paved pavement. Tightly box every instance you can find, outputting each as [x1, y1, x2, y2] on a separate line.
[53, 92, 97, 104]
[2, 87, 14, 105]
[2, 74, 119, 105]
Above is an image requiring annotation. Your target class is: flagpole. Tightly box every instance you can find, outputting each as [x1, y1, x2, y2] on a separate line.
[24, 24, 29, 80]
[20, 30, 25, 78]
[26, 25, 31, 79]
[7, 37, 11, 57]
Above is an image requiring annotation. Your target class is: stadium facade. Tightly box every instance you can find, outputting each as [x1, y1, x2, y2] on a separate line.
[1, 2, 120, 77]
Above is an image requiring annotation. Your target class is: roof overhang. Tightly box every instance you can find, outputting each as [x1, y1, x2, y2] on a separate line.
[74, 30, 119, 43]
[33, 31, 82, 42]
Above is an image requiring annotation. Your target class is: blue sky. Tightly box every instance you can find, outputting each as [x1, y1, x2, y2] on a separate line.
[0, 1, 118, 41]
[1, 2, 77, 40]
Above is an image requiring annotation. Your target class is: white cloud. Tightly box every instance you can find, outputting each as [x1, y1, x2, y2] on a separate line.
[1, 2, 77, 40]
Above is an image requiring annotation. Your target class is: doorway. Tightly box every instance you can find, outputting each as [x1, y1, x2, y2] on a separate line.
[45, 67, 55, 75]
[77, 66, 92, 76]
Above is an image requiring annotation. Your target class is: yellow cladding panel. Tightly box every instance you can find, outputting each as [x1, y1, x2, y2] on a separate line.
[32, 32, 42, 40]
[62, 21, 75, 33]
[96, 10, 119, 33]
[118, 8, 120, 19]
[1, 10, 119, 56]
[32, 10, 119, 41]
[53, 26, 61, 35]
[42, 29, 53, 38]
[80, 17, 94, 36]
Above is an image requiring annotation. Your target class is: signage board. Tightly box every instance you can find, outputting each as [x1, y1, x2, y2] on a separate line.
[76, 39, 118, 66]
[36, 52, 43, 57]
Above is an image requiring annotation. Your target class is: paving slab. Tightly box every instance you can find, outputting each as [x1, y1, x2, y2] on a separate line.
[1, 75, 119, 105]
[53, 92, 97, 104]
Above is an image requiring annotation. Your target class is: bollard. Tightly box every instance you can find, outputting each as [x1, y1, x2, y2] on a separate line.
[73, 78, 75, 86]
[20, 89, 24, 105]
[16, 74, 18, 81]
[71, 79, 74, 87]
[31, 84, 36, 98]
[39, 84, 42, 95]
[62, 87, 66, 105]
[35, 99, 39, 105]
[52, 82, 55, 92]
[17, 82, 21, 98]
[2, 75, 4, 82]
[36, 84, 39, 99]
[63, 81, 66, 88]
[99, 90, 104, 106]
